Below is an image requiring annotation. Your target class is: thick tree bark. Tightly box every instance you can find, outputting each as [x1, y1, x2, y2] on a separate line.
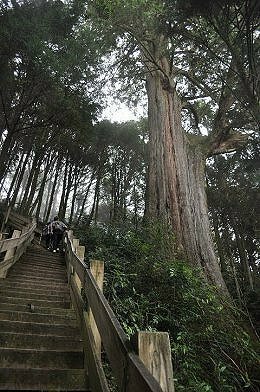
[145, 53, 228, 292]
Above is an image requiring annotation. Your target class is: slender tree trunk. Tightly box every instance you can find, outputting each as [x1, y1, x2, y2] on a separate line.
[76, 170, 96, 224]
[10, 148, 31, 207]
[0, 140, 19, 195]
[88, 176, 101, 226]
[144, 50, 227, 292]
[133, 181, 138, 231]
[19, 153, 38, 212]
[233, 223, 254, 290]
[43, 175, 54, 219]
[44, 159, 60, 222]
[23, 158, 41, 215]
[58, 156, 69, 219]
[61, 162, 73, 220]
[35, 154, 53, 220]
[17, 168, 30, 207]
[93, 181, 100, 224]
[0, 132, 14, 182]
[69, 168, 80, 225]
[6, 153, 25, 201]
[212, 212, 227, 277]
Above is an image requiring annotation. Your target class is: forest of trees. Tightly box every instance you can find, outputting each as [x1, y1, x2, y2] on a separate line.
[0, 0, 259, 391]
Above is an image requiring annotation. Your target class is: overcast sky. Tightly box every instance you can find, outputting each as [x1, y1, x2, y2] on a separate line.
[101, 102, 146, 122]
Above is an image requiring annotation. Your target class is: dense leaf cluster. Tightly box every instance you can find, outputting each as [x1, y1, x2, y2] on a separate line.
[75, 222, 259, 392]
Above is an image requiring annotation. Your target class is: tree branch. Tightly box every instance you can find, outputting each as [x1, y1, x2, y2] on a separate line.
[208, 131, 248, 157]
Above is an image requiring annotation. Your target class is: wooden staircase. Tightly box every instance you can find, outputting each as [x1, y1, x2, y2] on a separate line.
[0, 245, 88, 390]
[0, 208, 174, 392]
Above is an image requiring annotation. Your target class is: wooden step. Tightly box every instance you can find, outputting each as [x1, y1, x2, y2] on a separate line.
[0, 302, 75, 317]
[0, 319, 79, 337]
[0, 331, 82, 350]
[0, 368, 88, 390]
[11, 262, 66, 273]
[0, 295, 70, 309]
[0, 287, 70, 301]
[3, 277, 69, 289]
[0, 243, 86, 391]
[0, 281, 70, 295]
[19, 259, 65, 268]
[5, 275, 68, 285]
[24, 254, 64, 263]
[8, 269, 67, 280]
[0, 347, 84, 369]
[0, 309, 77, 325]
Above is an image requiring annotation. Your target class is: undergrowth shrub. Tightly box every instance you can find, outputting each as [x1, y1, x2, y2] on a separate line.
[74, 222, 260, 392]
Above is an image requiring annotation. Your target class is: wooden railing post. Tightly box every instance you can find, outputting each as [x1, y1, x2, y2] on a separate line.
[75, 244, 85, 290]
[0, 229, 21, 278]
[133, 331, 175, 392]
[66, 231, 75, 276]
[88, 259, 104, 361]
[72, 238, 79, 251]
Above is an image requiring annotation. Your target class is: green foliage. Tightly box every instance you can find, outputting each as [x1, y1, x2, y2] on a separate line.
[206, 139, 260, 334]
[74, 222, 260, 391]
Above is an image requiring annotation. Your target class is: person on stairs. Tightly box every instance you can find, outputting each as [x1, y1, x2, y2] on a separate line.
[42, 220, 53, 249]
[51, 216, 67, 253]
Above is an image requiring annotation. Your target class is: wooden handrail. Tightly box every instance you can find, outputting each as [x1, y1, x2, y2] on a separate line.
[64, 231, 174, 392]
[0, 223, 36, 253]
[0, 211, 36, 279]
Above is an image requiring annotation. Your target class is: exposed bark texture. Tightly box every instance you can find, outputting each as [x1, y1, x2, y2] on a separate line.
[144, 48, 228, 292]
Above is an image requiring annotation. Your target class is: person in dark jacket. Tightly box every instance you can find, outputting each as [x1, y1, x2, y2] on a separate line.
[50, 216, 67, 252]
[42, 221, 53, 249]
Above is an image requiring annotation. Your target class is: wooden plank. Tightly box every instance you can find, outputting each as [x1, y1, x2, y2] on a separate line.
[0, 205, 11, 232]
[67, 241, 87, 282]
[76, 245, 85, 263]
[0, 223, 36, 253]
[88, 260, 104, 361]
[84, 271, 163, 392]
[13, 231, 35, 264]
[0, 222, 36, 279]
[0, 230, 21, 278]
[9, 210, 31, 224]
[134, 332, 175, 392]
[68, 247, 87, 283]
[64, 231, 164, 392]
[4, 230, 21, 261]
[70, 277, 110, 392]
[64, 233, 87, 283]
[75, 245, 85, 290]
[73, 238, 80, 252]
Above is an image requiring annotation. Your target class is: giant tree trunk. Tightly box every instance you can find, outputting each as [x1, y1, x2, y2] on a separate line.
[145, 55, 227, 292]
